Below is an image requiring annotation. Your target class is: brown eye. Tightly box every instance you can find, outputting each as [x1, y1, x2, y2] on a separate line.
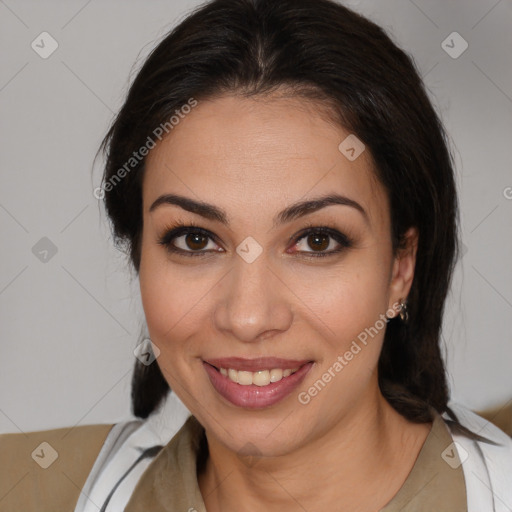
[158, 224, 352, 259]
[184, 233, 209, 251]
[306, 233, 330, 252]
[292, 226, 353, 258]
[158, 224, 222, 256]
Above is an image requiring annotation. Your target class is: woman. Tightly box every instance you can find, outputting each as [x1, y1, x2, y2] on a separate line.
[1, 0, 511, 510]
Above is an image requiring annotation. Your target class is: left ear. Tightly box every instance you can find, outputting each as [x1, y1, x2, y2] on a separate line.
[388, 227, 418, 315]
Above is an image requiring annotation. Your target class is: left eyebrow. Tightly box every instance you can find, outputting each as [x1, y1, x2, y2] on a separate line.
[148, 192, 369, 227]
[274, 193, 369, 228]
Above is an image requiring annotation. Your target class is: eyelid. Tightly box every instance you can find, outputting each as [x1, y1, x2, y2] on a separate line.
[289, 222, 353, 257]
[157, 221, 222, 256]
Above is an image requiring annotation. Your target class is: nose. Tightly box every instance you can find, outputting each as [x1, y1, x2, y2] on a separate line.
[213, 252, 293, 343]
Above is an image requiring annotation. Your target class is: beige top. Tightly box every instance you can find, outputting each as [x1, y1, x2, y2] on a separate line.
[124, 411, 467, 511]
[0, 423, 114, 512]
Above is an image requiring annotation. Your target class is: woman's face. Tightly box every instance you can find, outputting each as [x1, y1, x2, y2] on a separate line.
[139, 93, 416, 456]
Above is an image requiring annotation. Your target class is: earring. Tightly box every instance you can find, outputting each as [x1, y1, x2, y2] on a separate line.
[399, 298, 409, 323]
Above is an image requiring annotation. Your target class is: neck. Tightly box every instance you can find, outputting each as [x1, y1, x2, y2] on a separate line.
[198, 389, 431, 512]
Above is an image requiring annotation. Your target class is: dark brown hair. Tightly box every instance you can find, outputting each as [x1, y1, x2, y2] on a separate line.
[98, 0, 460, 424]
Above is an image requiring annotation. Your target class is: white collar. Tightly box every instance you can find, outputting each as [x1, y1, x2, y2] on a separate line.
[444, 402, 512, 512]
[74, 391, 190, 512]
[76, 396, 512, 512]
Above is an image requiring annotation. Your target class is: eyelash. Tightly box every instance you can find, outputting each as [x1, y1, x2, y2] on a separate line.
[156, 221, 354, 259]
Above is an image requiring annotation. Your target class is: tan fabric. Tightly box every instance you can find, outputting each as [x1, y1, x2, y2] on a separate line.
[125, 412, 467, 511]
[381, 412, 467, 511]
[0, 423, 114, 512]
[0, 413, 468, 511]
[125, 416, 206, 512]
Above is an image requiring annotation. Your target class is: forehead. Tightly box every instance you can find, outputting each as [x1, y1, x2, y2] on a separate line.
[143, 94, 388, 231]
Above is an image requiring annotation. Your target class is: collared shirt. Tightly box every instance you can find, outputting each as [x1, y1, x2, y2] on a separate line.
[6, 395, 512, 511]
[123, 410, 467, 511]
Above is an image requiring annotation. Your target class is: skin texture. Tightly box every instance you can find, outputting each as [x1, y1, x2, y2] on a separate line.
[139, 93, 431, 511]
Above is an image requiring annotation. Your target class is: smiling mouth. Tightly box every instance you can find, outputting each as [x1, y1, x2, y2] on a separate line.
[203, 359, 314, 409]
[207, 363, 303, 386]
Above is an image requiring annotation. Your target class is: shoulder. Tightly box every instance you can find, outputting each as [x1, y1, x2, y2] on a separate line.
[444, 402, 512, 445]
[476, 400, 512, 437]
[75, 392, 192, 511]
[0, 423, 114, 512]
[443, 402, 512, 509]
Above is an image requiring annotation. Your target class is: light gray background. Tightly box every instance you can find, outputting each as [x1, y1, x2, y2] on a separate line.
[1, 0, 511, 433]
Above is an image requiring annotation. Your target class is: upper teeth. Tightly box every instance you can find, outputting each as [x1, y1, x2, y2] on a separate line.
[219, 367, 299, 386]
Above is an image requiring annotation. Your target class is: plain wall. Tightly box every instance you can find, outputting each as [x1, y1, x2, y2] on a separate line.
[0, 0, 511, 433]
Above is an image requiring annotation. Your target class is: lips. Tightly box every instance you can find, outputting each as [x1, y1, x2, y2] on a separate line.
[203, 358, 314, 409]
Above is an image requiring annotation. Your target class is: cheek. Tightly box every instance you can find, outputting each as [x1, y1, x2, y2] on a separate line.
[292, 263, 391, 431]
[138, 267, 202, 393]
[291, 252, 392, 347]
[138, 245, 219, 366]
[140, 250, 172, 335]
